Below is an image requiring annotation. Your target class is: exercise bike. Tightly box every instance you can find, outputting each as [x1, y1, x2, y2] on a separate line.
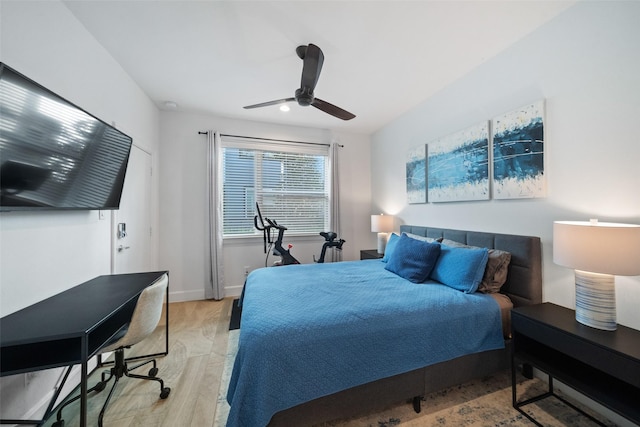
[254, 203, 345, 266]
[314, 231, 345, 263]
[254, 203, 300, 266]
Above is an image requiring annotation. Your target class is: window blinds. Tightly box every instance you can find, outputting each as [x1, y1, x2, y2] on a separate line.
[220, 136, 330, 237]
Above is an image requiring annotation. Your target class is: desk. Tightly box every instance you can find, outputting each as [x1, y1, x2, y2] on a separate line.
[0, 271, 169, 426]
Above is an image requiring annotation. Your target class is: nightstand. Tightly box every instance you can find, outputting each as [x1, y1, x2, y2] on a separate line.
[360, 249, 383, 260]
[511, 303, 640, 426]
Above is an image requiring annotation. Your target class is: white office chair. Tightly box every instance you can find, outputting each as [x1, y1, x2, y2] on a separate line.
[52, 274, 170, 427]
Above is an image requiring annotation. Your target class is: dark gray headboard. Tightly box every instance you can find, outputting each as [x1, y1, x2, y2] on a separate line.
[400, 225, 542, 307]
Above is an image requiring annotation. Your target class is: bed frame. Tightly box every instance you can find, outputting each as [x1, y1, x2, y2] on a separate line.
[270, 225, 542, 426]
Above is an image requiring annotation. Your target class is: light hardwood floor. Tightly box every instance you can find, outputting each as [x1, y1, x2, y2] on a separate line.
[43, 298, 233, 427]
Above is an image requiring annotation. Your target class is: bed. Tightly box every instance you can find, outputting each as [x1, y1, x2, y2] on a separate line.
[226, 225, 542, 427]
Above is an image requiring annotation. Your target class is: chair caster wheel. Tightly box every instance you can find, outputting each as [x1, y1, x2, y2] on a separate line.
[160, 387, 171, 399]
[149, 367, 158, 377]
[95, 381, 106, 392]
[52, 420, 64, 427]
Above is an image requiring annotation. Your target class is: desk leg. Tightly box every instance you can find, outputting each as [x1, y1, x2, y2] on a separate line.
[164, 282, 169, 355]
[81, 342, 88, 427]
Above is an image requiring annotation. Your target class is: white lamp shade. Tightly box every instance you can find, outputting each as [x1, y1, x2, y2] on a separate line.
[371, 214, 394, 233]
[553, 221, 640, 276]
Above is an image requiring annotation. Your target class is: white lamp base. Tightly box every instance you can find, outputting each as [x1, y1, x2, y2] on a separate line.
[575, 269, 616, 331]
[377, 232, 388, 254]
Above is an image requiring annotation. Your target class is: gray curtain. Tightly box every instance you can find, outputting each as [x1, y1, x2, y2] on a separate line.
[330, 142, 342, 262]
[206, 131, 224, 300]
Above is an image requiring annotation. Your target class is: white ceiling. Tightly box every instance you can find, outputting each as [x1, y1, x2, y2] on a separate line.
[63, 1, 575, 135]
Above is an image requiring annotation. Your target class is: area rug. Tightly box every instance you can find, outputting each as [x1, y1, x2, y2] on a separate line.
[215, 331, 614, 426]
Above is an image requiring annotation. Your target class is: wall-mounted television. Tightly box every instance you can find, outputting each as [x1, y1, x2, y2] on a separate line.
[0, 62, 133, 211]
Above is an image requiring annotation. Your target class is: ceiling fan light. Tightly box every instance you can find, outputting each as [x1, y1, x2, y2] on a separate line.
[279, 105, 290, 112]
[243, 44, 355, 120]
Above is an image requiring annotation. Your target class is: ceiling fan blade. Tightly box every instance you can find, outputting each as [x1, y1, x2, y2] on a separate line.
[243, 98, 295, 109]
[300, 44, 324, 91]
[311, 98, 356, 121]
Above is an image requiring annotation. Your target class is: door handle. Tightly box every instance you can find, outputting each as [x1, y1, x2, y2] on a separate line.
[117, 245, 131, 252]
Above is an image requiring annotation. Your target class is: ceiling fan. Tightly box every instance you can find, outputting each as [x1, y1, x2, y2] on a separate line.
[243, 44, 356, 121]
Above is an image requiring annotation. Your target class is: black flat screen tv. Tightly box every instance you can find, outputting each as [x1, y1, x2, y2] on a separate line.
[0, 62, 133, 211]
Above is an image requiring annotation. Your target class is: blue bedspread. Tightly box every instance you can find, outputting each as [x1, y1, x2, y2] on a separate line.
[226, 260, 504, 427]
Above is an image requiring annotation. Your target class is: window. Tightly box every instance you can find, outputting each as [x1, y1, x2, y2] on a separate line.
[221, 137, 330, 237]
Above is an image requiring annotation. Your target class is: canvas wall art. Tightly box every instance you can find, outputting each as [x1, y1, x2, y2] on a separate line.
[427, 122, 490, 202]
[492, 101, 545, 199]
[406, 144, 427, 204]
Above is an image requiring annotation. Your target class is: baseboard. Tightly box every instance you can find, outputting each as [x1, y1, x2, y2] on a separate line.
[168, 289, 205, 303]
[21, 384, 56, 423]
[553, 380, 635, 427]
[167, 286, 243, 303]
[16, 357, 99, 425]
[224, 285, 244, 298]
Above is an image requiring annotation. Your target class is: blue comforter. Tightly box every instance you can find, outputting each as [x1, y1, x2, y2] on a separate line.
[226, 260, 504, 427]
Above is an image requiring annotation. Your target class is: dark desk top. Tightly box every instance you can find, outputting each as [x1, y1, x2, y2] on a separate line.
[0, 271, 167, 348]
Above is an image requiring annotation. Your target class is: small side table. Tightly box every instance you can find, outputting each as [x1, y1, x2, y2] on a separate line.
[360, 249, 383, 260]
[511, 302, 640, 426]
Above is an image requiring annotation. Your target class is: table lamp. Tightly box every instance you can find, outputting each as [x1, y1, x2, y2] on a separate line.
[553, 220, 640, 331]
[371, 214, 394, 254]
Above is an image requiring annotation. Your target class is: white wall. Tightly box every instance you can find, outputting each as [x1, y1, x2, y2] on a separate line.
[158, 111, 371, 300]
[0, 0, 160, 420]
[4, 0, 637, 423]
[371, 1, 640, 330]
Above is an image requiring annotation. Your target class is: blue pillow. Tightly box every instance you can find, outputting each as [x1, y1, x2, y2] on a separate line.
[430, 244, 489, 293]
[381, 232, 400, 262]
[384, 234, 441, 283]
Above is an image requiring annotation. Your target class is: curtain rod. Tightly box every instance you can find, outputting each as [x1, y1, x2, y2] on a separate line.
[198, 131, 342, 148]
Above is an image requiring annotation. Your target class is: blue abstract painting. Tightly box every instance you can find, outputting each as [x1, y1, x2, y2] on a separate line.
[427, 122, 489, 202]
[492, 101, 545, 199]
[406, 144, 427, 203]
